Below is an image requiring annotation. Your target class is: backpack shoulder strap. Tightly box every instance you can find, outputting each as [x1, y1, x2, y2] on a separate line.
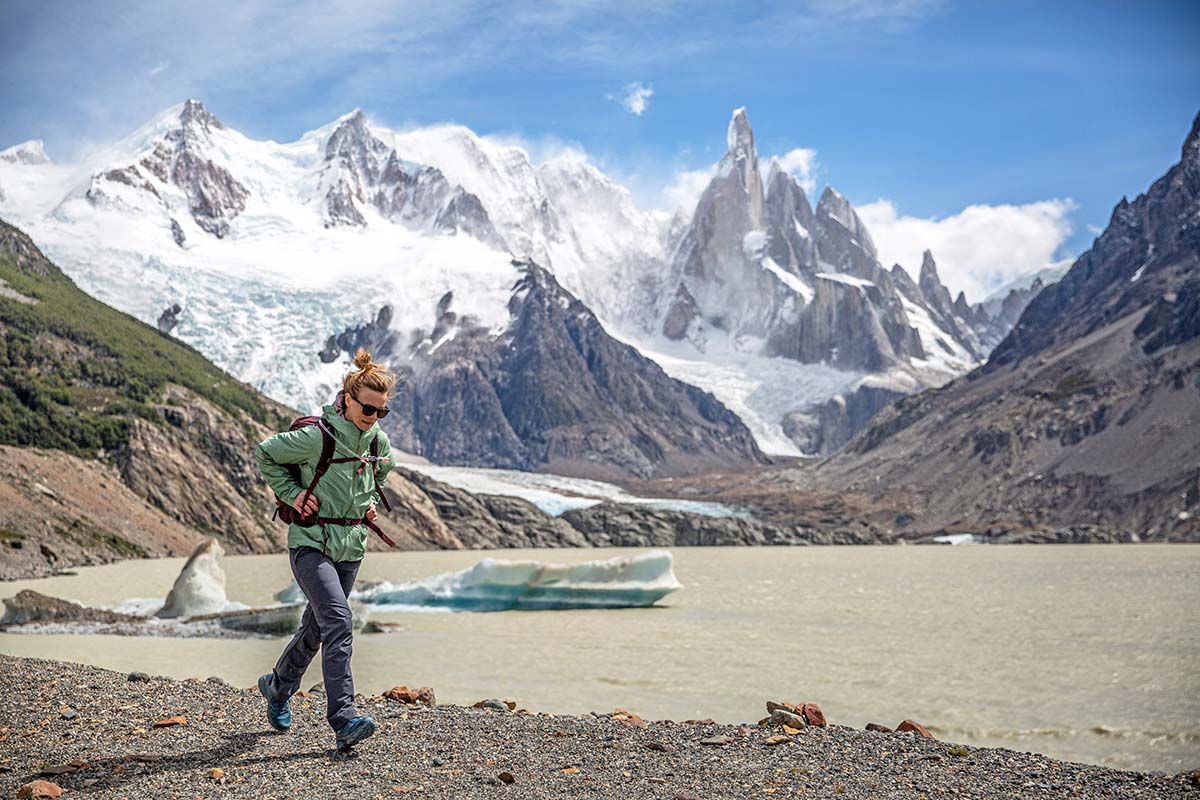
[368, 436, 393, 512]
[313, 420, 337, 478]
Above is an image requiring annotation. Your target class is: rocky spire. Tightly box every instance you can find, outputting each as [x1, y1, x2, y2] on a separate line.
[720, 108, 764, 228]
[918, 250, 954, 315]
[815, 187, 877, 259]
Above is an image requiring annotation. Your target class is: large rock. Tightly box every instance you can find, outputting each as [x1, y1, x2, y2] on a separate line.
[1, 590, 142, 626]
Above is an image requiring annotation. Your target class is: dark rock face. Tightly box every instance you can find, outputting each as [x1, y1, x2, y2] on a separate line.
[812, 113, 1200, 541]
[398, 261, 768, 479]
[115, 384, 281, 555]
[990, 112, 1200, 371]
[0, 219, 64, 279]
[391, 468, 588, 549]
[434, 188, 505, 249]
[1, 590, 142, 626]
[322, 260, 767, 480]
[783, 383, 908, 456]
[170, 218, 185, 246]
[560, 504, 891, 546]
[157, 303, 182, 334]
[320, 305, 401, 364]
[974, 278, 1045, 353]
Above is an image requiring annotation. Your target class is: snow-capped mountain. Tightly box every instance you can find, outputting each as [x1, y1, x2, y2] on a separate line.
[0, 100, 1044, 469]
[0, 140, 51, 165]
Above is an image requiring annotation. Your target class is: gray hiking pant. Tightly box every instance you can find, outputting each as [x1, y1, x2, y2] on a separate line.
[271, 546, 361, 731]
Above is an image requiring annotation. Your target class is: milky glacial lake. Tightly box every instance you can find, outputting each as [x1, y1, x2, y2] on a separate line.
[2, 544, 1197, 772]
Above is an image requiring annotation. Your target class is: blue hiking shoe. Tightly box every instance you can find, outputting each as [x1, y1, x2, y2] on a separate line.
[257, 673, 291, 732]
[335, 715, 376, 751]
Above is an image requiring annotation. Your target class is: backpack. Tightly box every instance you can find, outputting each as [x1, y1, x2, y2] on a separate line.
[270, 416, 396, 549]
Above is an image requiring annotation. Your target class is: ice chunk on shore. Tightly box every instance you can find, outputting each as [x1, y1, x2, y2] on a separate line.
[346, 550, 683, 612]
[156, 538, 228, 618]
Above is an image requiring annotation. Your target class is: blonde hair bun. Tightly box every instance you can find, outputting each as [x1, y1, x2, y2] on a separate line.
[344, 348, 397, 396]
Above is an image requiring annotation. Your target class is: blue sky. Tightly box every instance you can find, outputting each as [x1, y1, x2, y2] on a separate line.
[1, 0, 1197, 299]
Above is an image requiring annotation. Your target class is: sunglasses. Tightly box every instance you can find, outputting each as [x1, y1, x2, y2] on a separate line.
[352, 395, 390, 419]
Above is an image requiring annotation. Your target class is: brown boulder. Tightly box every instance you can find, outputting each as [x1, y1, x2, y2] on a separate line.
[896, 719, 935, 739]
[18, 781, 64, 799]
[802, 703, 827, 727]
[865, 723, 893, 733]
[383, 685, 436, 706]
[766, 700, 799, 715]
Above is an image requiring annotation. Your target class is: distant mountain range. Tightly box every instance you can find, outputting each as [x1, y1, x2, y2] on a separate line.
[0, 102, 1055, 476]
[804, 112, 1200, 540]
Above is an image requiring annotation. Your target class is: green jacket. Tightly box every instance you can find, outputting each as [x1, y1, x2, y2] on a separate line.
[255, 403, 394, 562]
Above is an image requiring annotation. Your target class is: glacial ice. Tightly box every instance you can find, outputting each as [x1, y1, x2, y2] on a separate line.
[156, 539, 228, 618]
[337, 550, 682, 612]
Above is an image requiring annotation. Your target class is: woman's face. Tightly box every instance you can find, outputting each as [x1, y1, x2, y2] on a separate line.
[345, 387, 389, 432]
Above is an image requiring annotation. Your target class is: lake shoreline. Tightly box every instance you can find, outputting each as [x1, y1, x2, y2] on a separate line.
[1, 525, 1168, 584]
[1, 654, 1195, 799]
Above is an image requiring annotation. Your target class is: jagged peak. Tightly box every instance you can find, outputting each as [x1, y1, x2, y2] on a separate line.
[1184, 110, 1200, 163]
[727, 107, 754, 156]
[766, 157, 784, 185]
[325, 109, 389, 161]
[179, 99, 223, 132]
[919, 249, 939, 282]
[0, 139, 50, 165]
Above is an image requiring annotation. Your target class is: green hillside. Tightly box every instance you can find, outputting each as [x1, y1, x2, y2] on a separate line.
[0, 217, 288, 457]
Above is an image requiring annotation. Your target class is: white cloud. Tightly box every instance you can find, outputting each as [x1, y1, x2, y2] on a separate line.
[661, 164, 717, 214]
[611, 82, 654, 115]
[764, 148, 818, 197]
[857, 197, 1076, 302]
[148, 61, 169, 77]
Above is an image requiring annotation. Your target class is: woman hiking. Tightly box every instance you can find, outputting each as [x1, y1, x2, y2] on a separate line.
[254, 348, 396, 752]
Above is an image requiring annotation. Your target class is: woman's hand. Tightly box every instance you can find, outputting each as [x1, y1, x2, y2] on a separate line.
[292, 490, 319, 517]
[365, 503, 377, 523]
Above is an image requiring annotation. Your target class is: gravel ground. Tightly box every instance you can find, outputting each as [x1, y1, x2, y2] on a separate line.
[0, 655, 1195, 799]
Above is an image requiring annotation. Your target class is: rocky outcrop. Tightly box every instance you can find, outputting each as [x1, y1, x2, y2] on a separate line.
[782, 383, 908, 456]
[378, 467, 588, 550]
[1, 590, 142, 626]
[319, 304, 401, 364]
[157, 303, 182, 333]
[560, 503, 891, 546]
[115, 385, 281, 555]
[808, 112, 1200, 541]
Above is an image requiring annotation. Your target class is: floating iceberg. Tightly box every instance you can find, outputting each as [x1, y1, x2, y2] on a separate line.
[157, 538, 228, 618]
[348, 550, 683, 612]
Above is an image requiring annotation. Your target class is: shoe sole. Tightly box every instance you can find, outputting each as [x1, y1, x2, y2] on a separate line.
[258, 674, 291, 732]
[336, 718, 376, 751]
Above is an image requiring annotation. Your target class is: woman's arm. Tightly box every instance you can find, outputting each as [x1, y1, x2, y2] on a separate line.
[255, 426, 322, 508]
